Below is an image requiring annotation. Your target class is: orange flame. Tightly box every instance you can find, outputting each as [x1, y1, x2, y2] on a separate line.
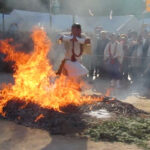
[35, 114, 44, 122]
[105, 88, 113, 97]
[0, 28, 103, 116]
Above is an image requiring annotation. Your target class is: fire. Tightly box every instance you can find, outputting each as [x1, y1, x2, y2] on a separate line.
[35, 114, 44, 122]
[0, 28, 103, 116]
[105, 88, 113, 97]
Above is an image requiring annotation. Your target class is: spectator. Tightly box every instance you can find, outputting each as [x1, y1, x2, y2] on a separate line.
[129, 35, 143, 82]
[95, 31, 109, 78]
[8, 23, 20, 40]
[141, 31, 149, 71]
[120, 34, 129, 81]
[104, 33, 124, 88]
[144, 33, 150, 71]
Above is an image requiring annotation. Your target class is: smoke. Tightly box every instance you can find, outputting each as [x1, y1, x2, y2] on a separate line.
[61, 0, 114, 16]
[5, 0, 49, 12]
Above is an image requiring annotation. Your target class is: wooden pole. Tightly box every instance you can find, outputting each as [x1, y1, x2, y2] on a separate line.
[49, 0, 52, 28]
[2, 10, 5, 38]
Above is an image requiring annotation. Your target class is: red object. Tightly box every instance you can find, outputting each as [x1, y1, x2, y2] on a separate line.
[108, 43, 117, 64]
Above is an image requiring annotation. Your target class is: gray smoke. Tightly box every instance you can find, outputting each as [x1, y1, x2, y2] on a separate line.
[5, 0, 49, 13]
[4, 0, 63, 70]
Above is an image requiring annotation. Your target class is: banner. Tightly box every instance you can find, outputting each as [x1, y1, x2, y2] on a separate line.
[146, 0, 150, 12]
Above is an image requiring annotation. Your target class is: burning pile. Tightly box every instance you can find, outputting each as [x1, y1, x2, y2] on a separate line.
[0, 28, 148, 134]
[0, 28, 103, 115]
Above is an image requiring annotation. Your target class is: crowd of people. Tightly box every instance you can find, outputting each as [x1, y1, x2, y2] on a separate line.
[81, 28, 150, 95]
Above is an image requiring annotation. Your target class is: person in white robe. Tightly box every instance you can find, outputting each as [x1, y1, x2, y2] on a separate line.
[56, 24, 91, 82]
[104, 33, 124, 88]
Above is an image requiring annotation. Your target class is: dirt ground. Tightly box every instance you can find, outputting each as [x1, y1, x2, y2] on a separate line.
[0, 73, 149, 150]
[0, 120, 143, 150]
[125, 96, 150, 113]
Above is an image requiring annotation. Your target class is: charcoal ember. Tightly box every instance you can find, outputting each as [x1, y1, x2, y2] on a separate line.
[79, 98, 149, 117]
[4, 100, 43, 122]
[44, 114, 85, 134]
[83, 94, 115, 101]
[102, 100, 149, 116]
[3, 100, 26, 120]
[36, 111, 86, 134]
[79, 102, 103, 113]
[60, 104, 80, 113]
[2, 99, 86, 134]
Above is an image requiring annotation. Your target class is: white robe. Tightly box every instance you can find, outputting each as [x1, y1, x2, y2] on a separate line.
[64, 60, 88, 77]
[104, 41, 124, 64]
[61, 34, 88, 78]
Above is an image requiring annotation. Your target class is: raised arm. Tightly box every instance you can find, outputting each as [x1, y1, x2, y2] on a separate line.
[58, 34, 73, 42]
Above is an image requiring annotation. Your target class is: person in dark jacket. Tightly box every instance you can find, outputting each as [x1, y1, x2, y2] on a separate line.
[95, 31, 109, 78]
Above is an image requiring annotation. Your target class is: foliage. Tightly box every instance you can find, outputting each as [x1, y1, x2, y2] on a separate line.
[85, 117, 150, 150]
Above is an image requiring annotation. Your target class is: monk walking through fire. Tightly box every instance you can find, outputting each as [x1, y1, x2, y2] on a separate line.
[56, 23, 91, 89]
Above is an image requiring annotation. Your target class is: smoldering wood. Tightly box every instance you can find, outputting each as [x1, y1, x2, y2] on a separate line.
[0, 95, 149, 135]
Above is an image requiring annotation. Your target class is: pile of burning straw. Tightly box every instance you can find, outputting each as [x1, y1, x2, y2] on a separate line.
[0, 96, 149, 134]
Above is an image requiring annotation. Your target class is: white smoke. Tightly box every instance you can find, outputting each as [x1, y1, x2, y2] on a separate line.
[6, 0, 49, 12]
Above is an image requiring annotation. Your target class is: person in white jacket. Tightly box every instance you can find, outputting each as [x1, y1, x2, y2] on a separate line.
[104, 33, 124, 88]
